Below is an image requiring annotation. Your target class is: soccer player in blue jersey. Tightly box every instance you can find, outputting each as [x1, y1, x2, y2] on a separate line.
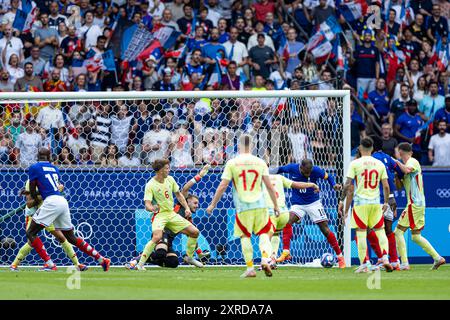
[272, 159, 346, 268]
[25, 149, 111, 271]
[369, 136, 403, 269]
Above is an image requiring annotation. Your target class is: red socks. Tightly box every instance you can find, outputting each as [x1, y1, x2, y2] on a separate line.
[282, 223, 293, 251]
[76, 238, 102, 262]
[387, 232, 398, 262]
[326, 232, 342, 255]
[367, 230, 383, 258]
[31, 237, 51, 263]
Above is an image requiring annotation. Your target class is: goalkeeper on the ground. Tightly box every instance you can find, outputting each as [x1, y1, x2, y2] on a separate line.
[126, 165, 210, 269]
[10, 180, 87, 272]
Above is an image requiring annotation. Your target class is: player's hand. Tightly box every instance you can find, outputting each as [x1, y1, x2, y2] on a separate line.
[274, 207, 281, 217]
[382, 203, 389, 213]
[185, 209, 192, 219]
[206, 205, 214, 215]
[58, 184, 64, 192]
[199, 164, 210, 177]
[388, 197, 397, 218]
[312, 184, 320, 193]
[333, 184, 342, 191]
[338, 201, 344, 218]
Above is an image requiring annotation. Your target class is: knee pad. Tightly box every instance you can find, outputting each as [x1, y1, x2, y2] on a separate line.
[164, 255, 179, 268]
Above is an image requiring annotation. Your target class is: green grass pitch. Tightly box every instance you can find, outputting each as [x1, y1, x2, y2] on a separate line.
[0, 265, 449, 300]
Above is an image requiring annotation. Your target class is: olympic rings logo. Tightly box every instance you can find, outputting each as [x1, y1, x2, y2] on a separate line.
[436, 189, 450, 198]
[43, 221, 93, 247]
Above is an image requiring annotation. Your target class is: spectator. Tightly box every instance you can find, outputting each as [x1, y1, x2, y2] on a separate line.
[111, 104, 133, 153]
[427, 4, 449, 43]
[394, 99, 423, 159]
[170, 119, 194, 168]
[434, 95, 450, 133]
[217, 18, 229, 43]
[57, 146, 75, 165]
[353, 29, 380, 95]
[49, 1, 69, 30]
[43, 68, 68, 92]
[3, 53, 23, 85]
[389, 83, 411, 126]
[252, 0, 276, 23]
[2, 0, 19, 26]
[406, 58, 423, 91]
[428, 120, 450, 166]
[142, 114, 171, 165]
[21, 46, 46, 77]
[306, 0, 335, 27]
[382, 9, 401, 39]
[202, 27, 226, 66]
[0, 68, 14, 91]
[130, 100, 152, 153]
[224, 27, 248, 77]
[152, 68, 175, 91]
[166, 0, 184, 22]
[34, 12, 59, 62]
[305, 80, 327, 122]
[205, 0, 222, 27]
[100, 143, 119, 167]
[72, 73, 88, 92]
[68, 4, 83, 29]
[118, 144, 141, 167]
[311, 129, 331, 167]
[287, 118, 311, 162]
[14, 62, 44, 92]
[93, 2, 107, 27]
[177, 4, 194, 35]
[76, 147, 94, 165]
[318, 68, 334, 90]
[248, 33, 277, 79]
[278, 27, 304, 75]
[221, 61, 241, 90]
[201, 128, 224, 165]
[0, 23, 24, 64]
[131, 75, 144, 91]
[66, 123, 89, 159]
[413, 75, 428, 104]
[419, 81, 444, 122]
[247, 21, 275, 51]
[5, 110, 24, 143]
[157, 57, 181, 88]
[367, 78, 390, 125]
[90, 102, 112, 163]
[60, 25, 81, 63]
[410, 13, 428, 43]
[0, 126, 13, 164]
[14, 118, 42, 166]
[36, 101, 65, 130]
[161, 108, 177, 131]
[79, 11, 103, 52]
[380, 123, 398, 157]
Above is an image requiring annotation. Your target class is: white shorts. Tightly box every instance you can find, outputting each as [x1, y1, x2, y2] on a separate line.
[383, 205, 394, 221]
[290, 201, 328, 224]
[32, 195, 73, 231]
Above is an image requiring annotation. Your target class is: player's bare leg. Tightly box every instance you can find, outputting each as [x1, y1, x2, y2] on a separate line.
[180, 225, 203, 268]
[276, 213, 297, 263]
[317, 221, 346, 268]
[137, 229, 164, 270]
[50, 230, 87, 271]
[62, 229, 110, 271]
[240, 235, 256, 278]
[24, 220, 58, 271]
[372, 226, 393, 272]
[354, 228, 370, 273]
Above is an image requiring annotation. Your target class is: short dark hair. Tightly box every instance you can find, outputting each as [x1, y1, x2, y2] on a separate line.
[301, 159, 313, 168]
[398, 142, 412, 153]
[370, 135, 383, 152]
[24, 62, 33, 68]
[360, 137, 374, 149]
[186, 193, 199, 201]
[257, 33, 265, 40]
[152, 159, 170, 172]
[97, 35, 107, 43]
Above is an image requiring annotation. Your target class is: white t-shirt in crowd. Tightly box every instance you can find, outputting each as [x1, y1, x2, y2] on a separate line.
[118, 155, 141, 167]
[142, 129, 171, 164]
[79, 24, 103, 51]
[429, 133, 450, 166]
[36, 106, 65, 130]
[288, 130, 311, 162]
[111, 115, 133, 153]
[66, 134, 88, 158]
[15, 131, 42, 166]
[0, 36, 23, 62]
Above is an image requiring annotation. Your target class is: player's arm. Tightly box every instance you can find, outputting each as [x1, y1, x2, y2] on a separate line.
[340, 178, 354, 222]
[320, 168, 341, 191]
[262, 175, 280, 217]
[206, 179, 230, 214]
[381, 178, 390, 213]
[28, 179, 41, 208]
[394, 159, 415, 174]
[181, 164, 210, 198]
[269, 164, 291, 175]
[144, 183, 158, 213]
[291, 181, 320, 193]
[145, 200, 158, 213]
[174, 191, 192, 218]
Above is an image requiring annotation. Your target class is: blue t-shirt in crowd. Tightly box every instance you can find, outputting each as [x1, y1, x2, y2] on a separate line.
[28, 161, 62, 200]
[434, 107, 450, 128]
[396, 112, 424, 141]
[368, 89, 390, 118]
[354, 45, 379, 79]
[201, 42, 226, 60]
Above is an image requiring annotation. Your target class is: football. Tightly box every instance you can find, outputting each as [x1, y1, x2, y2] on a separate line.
[320, 253, 335, 268]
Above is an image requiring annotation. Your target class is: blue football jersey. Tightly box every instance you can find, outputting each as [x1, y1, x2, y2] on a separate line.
[28, 162, 62, 200]
[372, 151, 402, 203]
[275, 164, 336, 205]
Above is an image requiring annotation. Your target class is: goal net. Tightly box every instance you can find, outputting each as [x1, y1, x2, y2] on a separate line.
[0, 90, 351, 267]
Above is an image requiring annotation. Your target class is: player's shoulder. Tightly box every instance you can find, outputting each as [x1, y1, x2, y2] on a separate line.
[406, 157, 421, 169]
[312, 165, 324, 173]
[167, 175, 178, 184]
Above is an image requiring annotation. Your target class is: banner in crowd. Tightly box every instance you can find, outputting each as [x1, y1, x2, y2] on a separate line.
[121, 25, 154, 61]
[12, 1, 37, 33]
[338, 0, 368, 22]
[319, 16, 342, 41]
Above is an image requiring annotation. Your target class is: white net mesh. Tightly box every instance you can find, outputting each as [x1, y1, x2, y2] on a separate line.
[0, 91, 348, 266]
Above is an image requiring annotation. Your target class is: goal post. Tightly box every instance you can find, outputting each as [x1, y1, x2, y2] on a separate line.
[0, 89, 352, 267]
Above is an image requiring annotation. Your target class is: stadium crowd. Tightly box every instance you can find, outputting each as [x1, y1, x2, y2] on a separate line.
[0, 0, 450, 168]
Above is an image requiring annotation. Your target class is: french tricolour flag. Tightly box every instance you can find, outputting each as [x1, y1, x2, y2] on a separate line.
[339, 0, 368, 22]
